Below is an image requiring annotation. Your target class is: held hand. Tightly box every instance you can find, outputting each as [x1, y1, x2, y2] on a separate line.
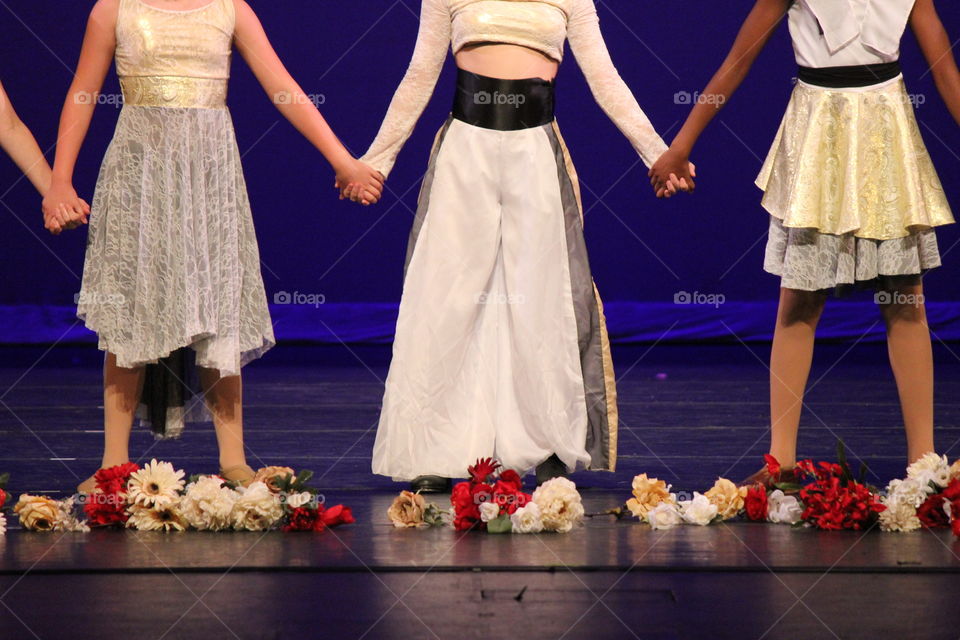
[42, 183, 90, 235]
[649, 149, 697, 199]
[334, 160, 384, 206]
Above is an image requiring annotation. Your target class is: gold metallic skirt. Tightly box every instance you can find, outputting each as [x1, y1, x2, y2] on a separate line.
[756, 77, 954, 240]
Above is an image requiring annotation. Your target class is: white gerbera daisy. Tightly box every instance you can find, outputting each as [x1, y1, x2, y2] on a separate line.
[181, 476, 239, 531]
[127, 501, 187, 532]
[127, 459, 185, 509]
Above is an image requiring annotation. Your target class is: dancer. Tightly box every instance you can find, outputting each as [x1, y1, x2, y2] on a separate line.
[0, 79, 87, 234]
[43, 0, 383, 493]
[353, 0, 692, 491]
[650, 0, 958, 483]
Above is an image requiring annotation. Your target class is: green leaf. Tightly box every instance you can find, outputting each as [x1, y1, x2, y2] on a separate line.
[294, 470, 314, 488]
[836, 439, 854, 485]
[773, 482, 803, 493]
[487, 514, 512, 534]
[858, 461, 869, 485]
[0, 472, 9, 488]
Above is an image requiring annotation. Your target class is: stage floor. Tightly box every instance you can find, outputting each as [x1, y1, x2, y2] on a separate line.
[2, 343, 960, 638]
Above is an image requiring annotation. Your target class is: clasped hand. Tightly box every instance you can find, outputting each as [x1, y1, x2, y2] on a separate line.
[648, 148, 697, 199]
[336, 159, 384, 206]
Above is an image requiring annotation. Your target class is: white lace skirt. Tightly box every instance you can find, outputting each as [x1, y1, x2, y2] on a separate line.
[79, 105, 275, 377]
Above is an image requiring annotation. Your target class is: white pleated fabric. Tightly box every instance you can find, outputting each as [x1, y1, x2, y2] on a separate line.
[373, 118, 614, 481]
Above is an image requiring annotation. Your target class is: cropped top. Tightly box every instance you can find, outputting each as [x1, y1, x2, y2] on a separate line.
[788, 0, 915, 68]
[361, 0, 668, 176]
[115, 0, 236, 108]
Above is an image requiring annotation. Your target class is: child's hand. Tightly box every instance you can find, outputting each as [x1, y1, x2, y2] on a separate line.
[42, 183, 90, 235]
[335, 160, 384, 206]
[649, 148, 697, 199]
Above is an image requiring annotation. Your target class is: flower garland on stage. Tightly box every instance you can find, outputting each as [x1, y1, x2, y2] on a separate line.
[8, 460, 354, 533]
[387, 458, 585, 534]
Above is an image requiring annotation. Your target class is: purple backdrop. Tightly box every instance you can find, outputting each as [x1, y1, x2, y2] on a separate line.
[1, 1, 959, 343]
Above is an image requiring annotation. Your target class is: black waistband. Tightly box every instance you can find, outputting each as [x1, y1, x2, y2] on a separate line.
[452, 69, 555, 131]
[797, 61, 901, 88]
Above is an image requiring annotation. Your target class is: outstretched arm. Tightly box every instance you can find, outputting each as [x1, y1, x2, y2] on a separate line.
[233, 0, 382, 204]
[0, 80, 53, 197]
[910, 0, 960, 126]
[649, 0, 790, 197]
[358, 0, 451, 180]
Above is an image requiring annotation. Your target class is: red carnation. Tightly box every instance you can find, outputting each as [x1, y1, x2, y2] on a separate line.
[467, 458, 501, 484]
[451, 481, 472, 511]
[83, 462, 141, 527]
[498, 470, 523, 492]
[744, 485, 769, 521]
[764, 454, 781, 477]
[94, 462, 140, 487]
[0, 488, 6, 509]
[917, 494, 950, 529]
[321, 504, 355, 528]
[283, 507, 321, 532]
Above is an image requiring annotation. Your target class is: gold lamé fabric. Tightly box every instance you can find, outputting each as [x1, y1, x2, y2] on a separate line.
[116, 0, 234, 108]
[449, 0, 573, 62]
[756, 78, 954, 240]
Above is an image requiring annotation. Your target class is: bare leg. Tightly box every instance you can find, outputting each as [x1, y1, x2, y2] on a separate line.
[880, 283, 935, 463]
[198, 368, 249, 474]
[768, 287, 828, 468]
[102, 352, 145, 467]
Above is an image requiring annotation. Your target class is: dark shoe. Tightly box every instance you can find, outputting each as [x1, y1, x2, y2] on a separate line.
[535, 454, 568, 486]
[738, 466, 800, 493]
[410, 475, 451, 493]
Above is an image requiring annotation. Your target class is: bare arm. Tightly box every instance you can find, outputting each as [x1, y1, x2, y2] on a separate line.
[233, 0, 382, 204]
[43, 0, 117, 231]
[0, 80, 53, 197]
[910, 0, 960, 126]
[649, 0, 790, 195]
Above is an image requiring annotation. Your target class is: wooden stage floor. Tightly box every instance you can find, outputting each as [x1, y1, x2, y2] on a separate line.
[1, 343, 960, 638]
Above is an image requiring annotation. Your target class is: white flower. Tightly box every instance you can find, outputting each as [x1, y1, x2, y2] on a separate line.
[678, 493, 718, 526]
[181, 476, 239, 531]
[285, 491, 314, 510]
[479, 501, 500, 523]
[884, 478, 929, 508]
[510, 503, 544, 534]
[767, 490, 804, 525]
[532, 477, 584, 533]
[879, 498, 922, 533]
[647, 502, 683, 530]
[127, 459, 185, 509]
[907, 453, 951, 490]
[127, 501, 187, 532]
[54, 496, 90, 532]
[0, 512, 6, 535]
[231, 481, 283, 531]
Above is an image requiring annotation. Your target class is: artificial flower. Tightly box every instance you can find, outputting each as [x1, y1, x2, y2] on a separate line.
[764, 454, 781, 476]
[0, 487, 7, 509]
[767, 490, 803, 525]
[285, 492, 314, 509]
[917, 494, 949, 529]
[532, 477, 584, 533]
[647, 502, 682, 530]
[180, 476, 238, 531]
[253, 466, 295, 493]
[907, 453, 951, 490]
[14, 494, 59, 531]
[679, 492, 718, 526]
[321, 504, 355, 528]
[625, 474, 673, 520]
[510, 502, 544, 534]
[127, 502, 186, 532]
[388, 491, 428, 528]
[884, 478, 930, 509]
[704, 478, 747, 520]
[498, 470, 523, 492]
[83, 488, 131, 527]
[127, 459, 185, 509]
[468, 458, 501, 484]
[950, 459, 960, 483]
[744, 485, 769, 522]
[0, 512, 6, 535]
[878, 498, 922, 532]
[800, 478, 885, 531]
[54, 496, 90, 532]
[231, 481, 283, 531]
[282, 507, 322, 532]
[480, 502, 500, 523]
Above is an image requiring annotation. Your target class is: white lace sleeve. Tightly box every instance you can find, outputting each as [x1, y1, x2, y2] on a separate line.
[360, 0, 451, 177]
[566, 0, 668, 168]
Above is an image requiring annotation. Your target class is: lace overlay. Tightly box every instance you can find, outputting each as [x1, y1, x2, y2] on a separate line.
[757, 78, 954, 240]
[120, 76, 228, 108]
[79, 105, 275, 376]
[361, 0, 667, 176]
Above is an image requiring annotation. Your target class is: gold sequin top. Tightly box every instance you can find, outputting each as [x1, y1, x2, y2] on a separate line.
[361, 0, 668, 177]
[115, 0, 235, 108]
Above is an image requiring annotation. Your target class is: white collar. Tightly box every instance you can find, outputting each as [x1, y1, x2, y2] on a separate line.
[803, 0, 916, 56]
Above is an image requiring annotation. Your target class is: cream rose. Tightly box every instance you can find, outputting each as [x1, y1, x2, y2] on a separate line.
[181, 476, 239, 531]
[532, 477, 584, 533]
[14, 495, 59, 531]
[704, 478, 747, 520]
[625, 474, 673, 521]
[884, 478, 928, 509]
[479, 502, 500, 523]
[253, 466, 296, 493]
[679, 493, 719, 526]
[231, 482, 283, 531]
[647, 502, 682, 530]
[387, 491, 428, 528]
[767, 490, 803, 525]
[510, 503, 544, 534]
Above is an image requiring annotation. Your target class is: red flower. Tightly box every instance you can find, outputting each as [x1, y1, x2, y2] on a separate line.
[94, 462, 140, 487]
[451, 481, 472, 511]
[468, 458, 501, 484]
[952, 511, 960, 538]
[944, 479, 960, 501]
[744, 485, 769, 521]
[0, 488, 6, 509]
[83, 462, 141, 527]
[799, 477, 885, 531]
[498, 470, 523, 492]
[283, 507, 321, 532]
[321, 504, 355, 528]
[917, 494, 950, 529]
[764, 454, 781, 477]
[491, 483, 531, 515]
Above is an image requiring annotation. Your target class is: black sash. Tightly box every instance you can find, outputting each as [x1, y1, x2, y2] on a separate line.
[797, 61, 902, 88]
[452, 69, 555, 131]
